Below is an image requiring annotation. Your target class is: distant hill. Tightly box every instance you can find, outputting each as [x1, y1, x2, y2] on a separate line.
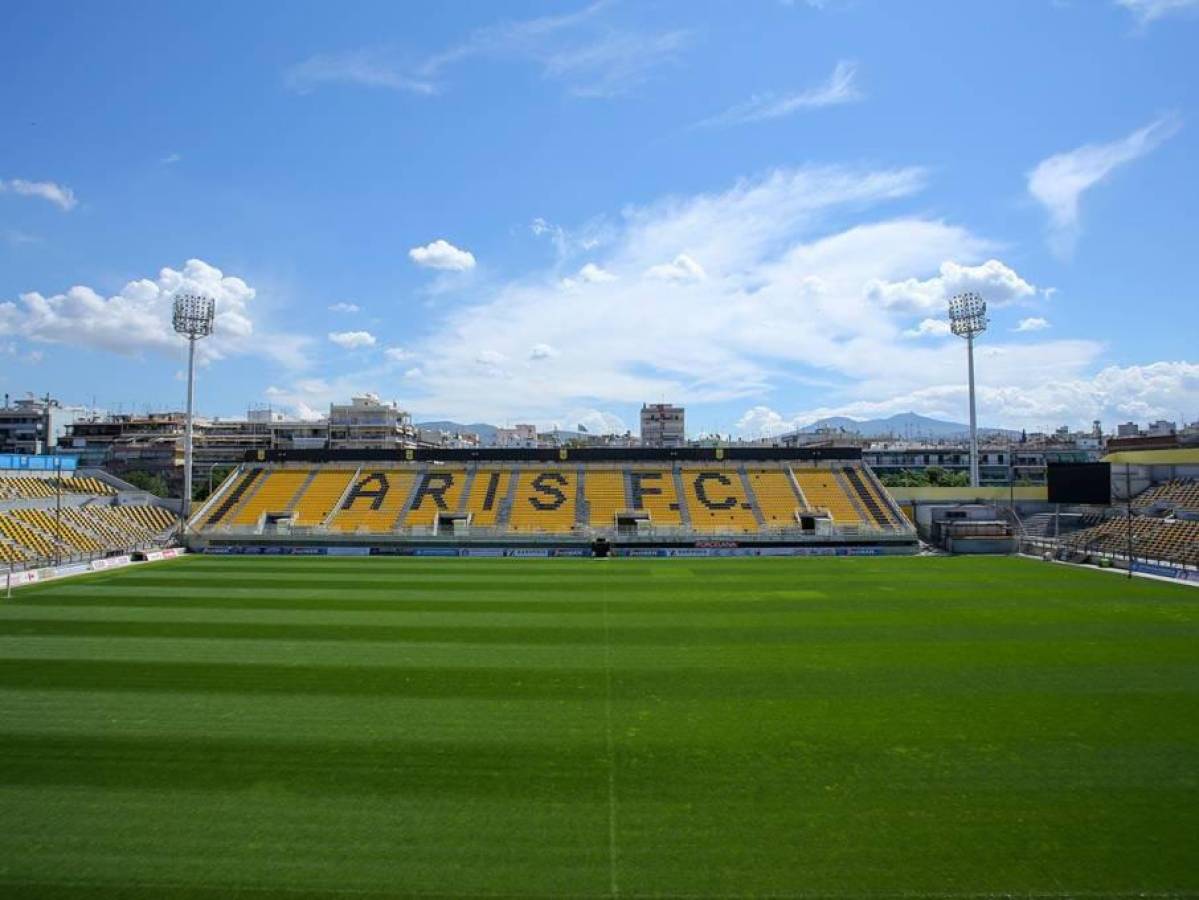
[415, 421, 499, 442]
[801, 412, 1017, 440]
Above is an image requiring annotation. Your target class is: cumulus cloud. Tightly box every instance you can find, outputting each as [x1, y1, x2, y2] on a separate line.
[529, 342, 559, 360]
[384, 346, 411, 362]
[409, 239, 477, 271]
[1015, 317, 1050, 332]
[0, 258, 307, 367]
[736, 405, 791, 438]
[645, 253, 706, 283]
[903, 318, 952, 339]
[0, 178, 77, 211]
[283, 163, 1189, 431]
[572, 408, 628, 434]
[328, 302, 360, 313]
[560, 262, 617, 291]
[698, 60, 861, 127]
[866, 259, 1036, 313]
[1028, 115, 1181, 256]
[328, 330, 376, 349]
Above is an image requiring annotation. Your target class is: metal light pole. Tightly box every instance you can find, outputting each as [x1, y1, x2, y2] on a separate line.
[172, 293, 216, 532]
[948, 292, 989, 488]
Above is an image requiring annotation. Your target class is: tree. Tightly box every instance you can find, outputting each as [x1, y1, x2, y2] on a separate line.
[122, 470, 170, 497]
[193, 466, 233, 502]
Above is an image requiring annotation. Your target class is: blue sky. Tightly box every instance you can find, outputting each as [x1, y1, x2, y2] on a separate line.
[1, 0, 1196, 436]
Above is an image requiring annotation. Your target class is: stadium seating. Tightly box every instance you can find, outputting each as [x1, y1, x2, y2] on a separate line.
[330, 470, 415, 532]
[0, 504, 177, 563]
[1062, 516, 1199, 567]
[193, 460, 912, 539]
[627, 468, 684, 526]
[680, 468, 757, 533]
[1133, 478, 1199, 513]
[747, 469, 801, 526]
[463, 470, 513, 528]
[402, 469, 468, 527]
[792, 470, 863, 525]
[585, 470, 627, 527]
[508, 470, 576, 533]
[231, 470, 310, 526]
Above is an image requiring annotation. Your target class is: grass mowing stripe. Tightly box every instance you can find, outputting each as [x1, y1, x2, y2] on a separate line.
[0, 555, 1195, 898]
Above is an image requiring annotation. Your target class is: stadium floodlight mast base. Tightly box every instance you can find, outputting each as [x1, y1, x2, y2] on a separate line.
[948, 291, 988, 488]
[172, 293, 216, 533]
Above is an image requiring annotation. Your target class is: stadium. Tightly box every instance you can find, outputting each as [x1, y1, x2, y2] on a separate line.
[2, 430, 1197, 897]
[3, 3, 1198, 897]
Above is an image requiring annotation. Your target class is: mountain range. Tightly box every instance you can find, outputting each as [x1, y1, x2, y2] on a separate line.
[799, 412, 1018, 439]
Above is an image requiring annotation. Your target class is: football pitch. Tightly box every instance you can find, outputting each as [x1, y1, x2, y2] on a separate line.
[0, 555, 1196, 899]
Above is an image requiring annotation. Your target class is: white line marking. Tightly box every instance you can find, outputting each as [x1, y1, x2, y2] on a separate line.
[602, 592, 619, 898]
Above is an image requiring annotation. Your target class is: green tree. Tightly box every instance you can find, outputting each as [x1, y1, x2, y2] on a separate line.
[122, 470, 170, 497]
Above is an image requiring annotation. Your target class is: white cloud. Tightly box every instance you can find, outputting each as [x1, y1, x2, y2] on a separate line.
[328, 330, 376, 349]
[529, 342, 559, 360]
[161, 153, 182, 165]
[409, 239, 477, 271]
[0, 178, 77, 211]
[560, 262, 617, 290]
[698, 60, 861, 127]
[287, 4, 687, 100]
[384, 346, 411, 362]
[867, 259, 1036, 313]
[814, 361, 1199, 431]
[0, 258, 308, 368]
[355, 164, 945, 421]
[903, 318, 952, 339]
[736, 405, 791, 437]
[645, 253, 706, 283]
[284, 51, 437, 95]
[541, 29, 690, 98]
[572, 408, 628, 434]
[328, 302, 360, 313]
[1115, 0, 1199, 23]
[1015, 317, 1050, 332]
[1028, 115, 1181, 256]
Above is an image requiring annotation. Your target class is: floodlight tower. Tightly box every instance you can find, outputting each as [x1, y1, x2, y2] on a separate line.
[948, 291, 988, 488]
[172, 293, 215, 530]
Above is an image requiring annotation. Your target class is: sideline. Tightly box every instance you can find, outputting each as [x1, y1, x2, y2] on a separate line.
[1017, 552, 1199, 589]
[3, 548, 187, 595]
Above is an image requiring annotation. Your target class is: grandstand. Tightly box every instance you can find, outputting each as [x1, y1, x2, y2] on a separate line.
[0, 463, 179, 567]
[189, 447, 917, 555]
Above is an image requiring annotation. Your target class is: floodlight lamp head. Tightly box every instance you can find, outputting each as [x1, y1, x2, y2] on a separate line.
[947, 291, 988, 339]
[172, 293, 216, 339]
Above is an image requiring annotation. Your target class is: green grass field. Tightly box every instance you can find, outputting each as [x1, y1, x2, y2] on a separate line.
[0, 555, 1196, 899]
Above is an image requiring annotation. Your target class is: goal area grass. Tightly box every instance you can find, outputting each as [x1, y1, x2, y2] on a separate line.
[0, 555, 1196, 898]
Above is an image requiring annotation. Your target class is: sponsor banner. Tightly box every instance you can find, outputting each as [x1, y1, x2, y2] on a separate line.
[551, 548, 590, 557]
[6, 570, 39, 587]
[204, 546, 234, 554]
[145, 550, 165, 562]
[1132, 562, 1198, 583]
[613, 546, 889, 559]
[325, 547, 370, 557]
[506, 549, 551, 558]
[462, 548, 505, 558]
[90, 555, 132, 573]
[412, 548, 460, 557]
[161, 548, 185, 559]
